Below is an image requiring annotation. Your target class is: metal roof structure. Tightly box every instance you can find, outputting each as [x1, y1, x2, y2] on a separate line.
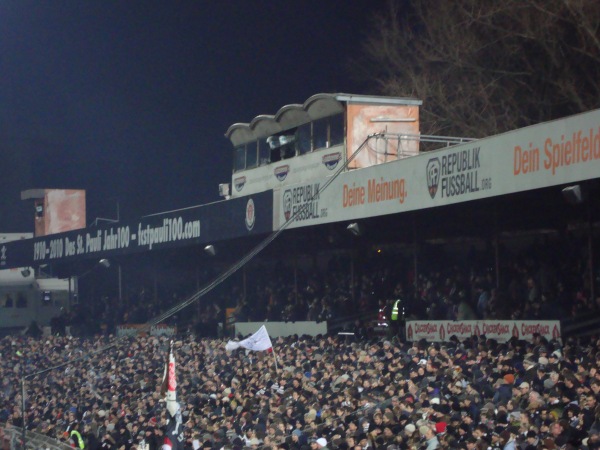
[224, 93, 422, 147]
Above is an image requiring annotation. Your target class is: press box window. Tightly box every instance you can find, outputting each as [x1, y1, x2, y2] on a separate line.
[258, 140, 270, 166]
[313, 118, 328, 150]
[267, 131, 296, 163]
[329, 113, 344, 147]
[296, 123, 312, 155]
[234, 146, 246, 172]
[246, 141, 258, 169]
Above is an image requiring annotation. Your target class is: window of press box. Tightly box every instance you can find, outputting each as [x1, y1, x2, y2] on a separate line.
[234, 145, 246, 172]
[258, 140, 270, 166]
[266, 129, 297, 163]
[312, 114, 343, 150]
[329, 113, 344, 147]
[313, 118, 328, 150]
[295, 123, 312, 155]
[246, 142, 258, 169]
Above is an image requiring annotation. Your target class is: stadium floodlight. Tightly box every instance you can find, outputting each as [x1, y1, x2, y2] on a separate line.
[347, 222, 362, 237]
[204, 245, 216, 256]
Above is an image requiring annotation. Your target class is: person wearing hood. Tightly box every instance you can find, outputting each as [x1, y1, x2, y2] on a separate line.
[115, 424, 132, 450]
[288, 428, 307, 450]
[499, 427, 518, 450]
[83, 423, 100, 450]
[493, 374, 514, 406]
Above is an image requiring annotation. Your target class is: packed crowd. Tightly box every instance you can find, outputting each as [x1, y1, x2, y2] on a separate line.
[14, 230, 596, 450]
[231, 234, 599, 325]
[58, 232, 599, 339]
[2, 329, 600, 450]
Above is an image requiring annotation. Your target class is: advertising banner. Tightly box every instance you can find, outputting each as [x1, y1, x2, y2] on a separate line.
[31, 189, 86, 237]
[0, 192, 272, 270]
[235, 321, 328, 338]
[274, 108, 600, 229]
[405, 320, 561, 343]
[230, 144, 346, 198]
[116, 324, 177, 337]
[346, 103, 419, 169]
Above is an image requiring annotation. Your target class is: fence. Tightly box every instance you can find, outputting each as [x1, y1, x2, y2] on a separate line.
[0, 424, 71, 450]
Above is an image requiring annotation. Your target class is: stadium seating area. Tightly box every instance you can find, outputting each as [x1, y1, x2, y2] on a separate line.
[1, 330, 600, 450]
[1, 217, 599, 450]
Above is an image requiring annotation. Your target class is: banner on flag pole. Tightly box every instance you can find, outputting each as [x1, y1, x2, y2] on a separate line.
[226, 325, 273, 352]
[160, 342, 183, 450]
[160, 342, 177, 403]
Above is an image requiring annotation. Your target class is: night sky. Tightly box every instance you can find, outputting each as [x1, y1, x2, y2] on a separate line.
[0, 1, 384, 232]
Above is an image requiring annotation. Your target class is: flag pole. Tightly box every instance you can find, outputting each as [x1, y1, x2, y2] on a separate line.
[271, 347, 279, 374]
[262, 324, 279, 374]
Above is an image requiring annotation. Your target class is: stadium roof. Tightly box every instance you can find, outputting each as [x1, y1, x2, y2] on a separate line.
[224, 93, 422, 147]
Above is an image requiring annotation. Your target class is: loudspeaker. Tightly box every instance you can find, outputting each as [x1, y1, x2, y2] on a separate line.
[347, 223, 363, 237]
[562, 185, 584, 205]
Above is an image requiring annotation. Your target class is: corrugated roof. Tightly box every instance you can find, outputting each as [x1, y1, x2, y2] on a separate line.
[225, 93, 421, 147]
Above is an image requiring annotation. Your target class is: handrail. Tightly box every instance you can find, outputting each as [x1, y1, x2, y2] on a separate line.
[562, 310, 600, 338]
[1, 423, 72, 450]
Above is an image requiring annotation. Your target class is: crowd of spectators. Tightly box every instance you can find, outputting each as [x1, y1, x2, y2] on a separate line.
[58, 232, 599, 338]
[2, 330, 600, 450]
[230, 234, 599, 326]
[5, 229, 597, 450]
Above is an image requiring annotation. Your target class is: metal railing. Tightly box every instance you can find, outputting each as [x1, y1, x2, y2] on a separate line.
[561, 309, 600, 338]
[367, 132, 477, 162]
[1, 424, 71, 450]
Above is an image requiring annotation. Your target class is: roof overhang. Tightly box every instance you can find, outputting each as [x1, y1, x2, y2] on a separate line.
[225, 93, 421, 147]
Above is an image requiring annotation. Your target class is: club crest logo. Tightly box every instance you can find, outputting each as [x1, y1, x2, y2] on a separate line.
[552, 325, 560, 339]
[274, 165, 289, 182]
[245, 198, 255, 231]
[234, 176, 246, 192]
[426, 158, 441, 199]
[283, 190, 293, 221]
[322, 152, 341, 170]
[512, 324, 519, 339]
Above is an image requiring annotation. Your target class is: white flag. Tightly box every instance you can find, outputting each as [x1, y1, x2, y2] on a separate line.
[226, 325, 273, 352]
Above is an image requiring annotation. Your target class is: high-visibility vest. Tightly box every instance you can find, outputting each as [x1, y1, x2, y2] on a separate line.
[391, 300, 400, 321]
[70, 430, 85, 449]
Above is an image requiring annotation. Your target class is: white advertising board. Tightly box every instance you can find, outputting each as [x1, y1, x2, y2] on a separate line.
[235, 321, 327, 338]
[231, 145, 345, 198]
[274, 109, 600, 229]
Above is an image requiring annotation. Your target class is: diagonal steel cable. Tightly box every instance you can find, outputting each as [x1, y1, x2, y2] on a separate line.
[26, 133, 380, 380]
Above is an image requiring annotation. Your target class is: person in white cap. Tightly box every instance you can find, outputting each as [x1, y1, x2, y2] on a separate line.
[316, 437, 328, 450]
[403, 424, 419, 449]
